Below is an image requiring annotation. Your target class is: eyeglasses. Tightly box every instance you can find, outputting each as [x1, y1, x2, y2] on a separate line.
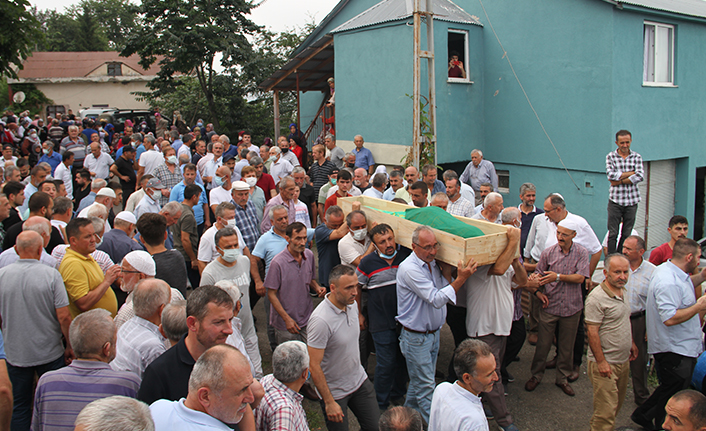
[415, 242, 440, 252]
[121, 269, 142, 274]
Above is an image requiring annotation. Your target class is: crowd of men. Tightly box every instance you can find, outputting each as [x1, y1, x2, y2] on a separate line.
[1, 110, 706, 431]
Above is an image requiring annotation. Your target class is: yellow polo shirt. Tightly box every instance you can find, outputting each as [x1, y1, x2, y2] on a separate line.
[59, 247, 117, 318]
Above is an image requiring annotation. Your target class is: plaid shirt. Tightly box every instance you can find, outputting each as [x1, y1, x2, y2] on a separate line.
[254, 374, 308, 431]
[234, 200, 261, 251]
[606, 150, 643, 206]
[447, 196, 475, 218]
[153, 163, 183, 207]
[535, 242, 590, 317]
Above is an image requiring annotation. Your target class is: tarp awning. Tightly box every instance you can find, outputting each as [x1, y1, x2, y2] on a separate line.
[258, 35, 334, 92]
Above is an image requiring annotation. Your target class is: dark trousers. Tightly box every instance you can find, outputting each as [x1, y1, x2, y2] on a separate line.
[370, 328, 408, 410]
[532, 309, 581, 384]
[445, 304, 468, 381]
[502, 317, 526, 379]
[7, 355, 65, 431]
[630, 314, 650, 405]
[359, 291, 374, 371]
[632, 352, 696, 428]
[475, 334, 513, 427]
[186, 262, 201, 291]
[320, 379, 380, 431]
[607, 200, 638, 254]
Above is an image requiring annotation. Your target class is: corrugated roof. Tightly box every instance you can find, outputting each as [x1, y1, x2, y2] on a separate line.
[331, 0, 482, 34]
[258, 35, 334, 92]
[15, 52, 162, 79]
[609, 0, 706, 19]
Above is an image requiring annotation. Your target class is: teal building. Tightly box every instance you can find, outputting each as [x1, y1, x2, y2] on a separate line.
[261, 0, 706, 248]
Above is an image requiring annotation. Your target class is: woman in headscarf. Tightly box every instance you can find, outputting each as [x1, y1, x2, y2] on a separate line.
[20, 126, 41, 158]
[287, 123, 307, 166]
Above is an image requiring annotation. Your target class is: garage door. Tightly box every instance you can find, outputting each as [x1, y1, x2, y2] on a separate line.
[633, 160, 675, 250]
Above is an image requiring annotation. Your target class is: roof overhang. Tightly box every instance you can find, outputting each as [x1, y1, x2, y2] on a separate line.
[7, 75, 158, 85]
[259, 35, 334, 93]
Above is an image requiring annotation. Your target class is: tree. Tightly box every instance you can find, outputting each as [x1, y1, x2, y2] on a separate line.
[0, 0, 43, 78]
[122, 0, 261, 130]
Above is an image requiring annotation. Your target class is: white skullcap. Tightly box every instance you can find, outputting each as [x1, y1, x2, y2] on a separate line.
[96, 187, 116, 198]
[232, 181, 250, 191]
[122, 250, 156, 276]
[115, 211, 137, 224]
[558, 218, 578, 232]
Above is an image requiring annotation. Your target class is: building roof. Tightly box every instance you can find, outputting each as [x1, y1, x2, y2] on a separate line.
[331, 0, 482, 34]
[258, 35, 334, 92]
[606, 0, 706, 19]
[14, 52, 161, 79]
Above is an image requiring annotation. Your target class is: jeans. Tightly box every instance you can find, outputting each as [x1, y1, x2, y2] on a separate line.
[320, 379, 380, 431]
[399, 329, 440, 423]
[607, 200, 638, 254]
[632, 352, 696, 429]
[7, 355, 65, 431]
[370, 329, 408, 409]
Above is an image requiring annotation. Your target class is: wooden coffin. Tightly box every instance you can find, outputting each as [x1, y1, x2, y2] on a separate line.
[337, 196, 518, 266]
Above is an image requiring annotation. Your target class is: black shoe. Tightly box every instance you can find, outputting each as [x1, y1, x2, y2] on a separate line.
[630, 411, 654, 431]
[506, 372, 515, 383]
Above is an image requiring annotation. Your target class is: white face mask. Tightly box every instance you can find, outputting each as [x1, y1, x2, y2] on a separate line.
[244, 177, 257, 187]
[351, 228, 367, 241]
[166, 155, 178, 165]
[226, 218, 237, 229]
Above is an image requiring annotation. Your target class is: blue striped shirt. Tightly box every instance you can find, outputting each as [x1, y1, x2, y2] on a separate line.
[31, 360, 140, 431]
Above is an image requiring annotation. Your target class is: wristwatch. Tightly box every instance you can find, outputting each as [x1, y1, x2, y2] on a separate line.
[556, 273, 560, 282]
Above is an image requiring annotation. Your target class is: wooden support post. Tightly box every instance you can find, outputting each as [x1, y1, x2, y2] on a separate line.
[273, 90, 280, 138]
[296, 72, 301, 131]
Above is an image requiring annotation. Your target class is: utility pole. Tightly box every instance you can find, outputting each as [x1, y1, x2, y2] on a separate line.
[412, 0, 437, 168]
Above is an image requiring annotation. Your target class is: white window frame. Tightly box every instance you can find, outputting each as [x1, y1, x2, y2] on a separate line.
[497, 170, 509, 194]
[643, 21, 675, 87]
[448, 29, 473, 84]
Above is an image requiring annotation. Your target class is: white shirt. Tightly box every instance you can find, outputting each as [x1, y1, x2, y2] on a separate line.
[460, 182, 476, 203]
[544, 212, 602, 254]
[203, 156, 223, 189]
[125, 189, 145, 214]
[197, 225, 246, 264]
[338, 233, 371, 266]
[429, 382, 489, 431]
[269, 158, 293, 184]
[524, 214, 553, 261]
[362, 188, 383, 199]
[464, 265, 515, 337]
[177, 143, 191, 160]
[83, 152, 114, 180]
[225, 317, 256, 378]
[138, 149, 164, 175]
[601, 226, 639, 248]
[209, 186, 233, 208]
[0, 247, 58, 269]
[51, 244, 115, 273]
[150, 399, 235, 431]
[134, 193, 161, 221]
[54, 162, 72, 196]
[280, 151, 300, 167]
[78, 203, 112, 234]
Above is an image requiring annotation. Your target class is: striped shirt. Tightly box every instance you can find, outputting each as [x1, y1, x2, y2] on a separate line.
[31, 360, 140, 431]
[606, 150, 643, 207]
[309, 159, 336, 200]
[254, 374, 309, 431]
[535, 242, 590, 317]
[234, 201, 261, 251]
[111, 316, 167, 379]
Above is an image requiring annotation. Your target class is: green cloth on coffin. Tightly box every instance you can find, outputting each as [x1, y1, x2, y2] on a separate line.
[405, 206, 485, 238]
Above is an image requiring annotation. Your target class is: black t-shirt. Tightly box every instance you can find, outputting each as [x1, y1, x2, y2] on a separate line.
[2, 208, 21, 232]
[73, 185, 90, 211]
[115, 155, 136, 191]
[299, 183, 316, 223]
[152, 249, 188, 297]
[138, 335, 193, 404]
[3, 223, 63, 253]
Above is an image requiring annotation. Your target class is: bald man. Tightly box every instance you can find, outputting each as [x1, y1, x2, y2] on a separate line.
[0, 216, 58, 269]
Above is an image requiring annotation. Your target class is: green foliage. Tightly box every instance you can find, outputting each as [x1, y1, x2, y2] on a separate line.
[33, 0, 135, 52]
[0, 0, 44, 79]
[0, 78, 53, 116]
[402, 94, 437, 169]
[121, 0, 261, 130]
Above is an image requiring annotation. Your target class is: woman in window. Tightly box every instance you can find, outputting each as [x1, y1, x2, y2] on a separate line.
[448, 51, 466, 79]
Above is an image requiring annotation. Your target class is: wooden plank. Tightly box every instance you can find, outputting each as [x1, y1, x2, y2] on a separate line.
[338, 196, 517, 266]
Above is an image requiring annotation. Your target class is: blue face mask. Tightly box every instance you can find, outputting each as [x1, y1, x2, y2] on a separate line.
[214, 176, 224, 187]
[376, 245, 397, 260]
[331, 178, 337, 185]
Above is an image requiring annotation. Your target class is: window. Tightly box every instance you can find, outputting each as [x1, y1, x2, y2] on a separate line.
[107, 62, 122, 76]
[497, 170, 509, 194]
[46, 105, 66, 118]
[643, 22, 674, 85]
[447, 29, 471, 83]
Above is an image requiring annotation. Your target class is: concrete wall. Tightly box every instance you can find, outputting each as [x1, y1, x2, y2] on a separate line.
[36, 81, 152, 111]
